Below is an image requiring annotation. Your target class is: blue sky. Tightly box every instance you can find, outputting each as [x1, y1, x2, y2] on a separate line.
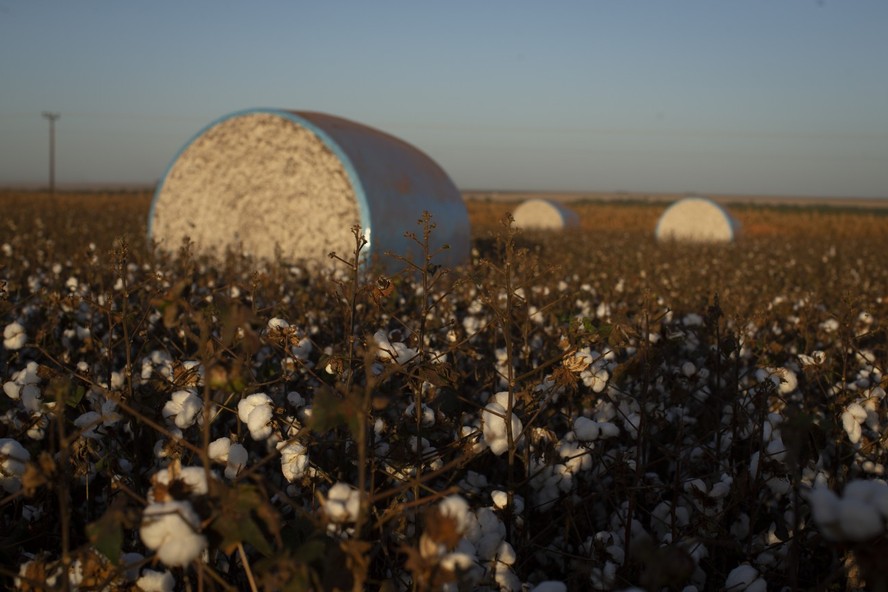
[1, 0, 886, 197]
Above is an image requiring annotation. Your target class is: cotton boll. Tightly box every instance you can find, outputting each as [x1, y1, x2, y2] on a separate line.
[481, 402, 523, 456]
[149, 466, 212, 501]
[438, 495, 471, 534]
[725, 564, 766, 592]
[225, 443, 248, 479]
[531, 582, 567, 592]
[495, 541, 517, 565]
[277, 441, 309, 482]
[237, 393, 274, 441]
[208, 437, 231, 463]
[842, 410, 863, 444]
[135, 569, 175, 592]
[0, 438, 30, 493]
[805, 486, 841, 540]
[573, 416, 600, 441]
[324, 482, 361, 523]
[3, 321, 27, 350]
[836, 498, 883, 541]
[162, 390, 202, 429]
[140, 500, 207, 567]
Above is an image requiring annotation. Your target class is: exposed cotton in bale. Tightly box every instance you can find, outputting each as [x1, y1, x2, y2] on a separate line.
[655, 197, 739, 243]
[512, 199, 580, 230]
[149, 109, 470, 270]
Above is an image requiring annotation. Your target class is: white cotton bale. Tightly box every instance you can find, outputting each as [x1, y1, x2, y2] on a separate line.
[149, 109, 470, 270]
[655, 197, 740, 243]
[512, 199, 580, 230]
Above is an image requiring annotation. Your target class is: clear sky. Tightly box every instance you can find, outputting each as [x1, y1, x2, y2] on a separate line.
[1, 0, 886, 197]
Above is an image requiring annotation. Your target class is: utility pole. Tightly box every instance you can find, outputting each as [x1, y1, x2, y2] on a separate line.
[41, 112, 60, 194]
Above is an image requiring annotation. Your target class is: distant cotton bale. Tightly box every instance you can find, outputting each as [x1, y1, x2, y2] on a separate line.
[655, 197, 739, 243]
[149, 109, 470, 270]
[512, 199, 580, 230]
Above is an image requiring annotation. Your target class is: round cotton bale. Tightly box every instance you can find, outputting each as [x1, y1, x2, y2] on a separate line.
[655, 197, 740, 243]
[512, 199, 580, 230]
[149, 109, 470, 270]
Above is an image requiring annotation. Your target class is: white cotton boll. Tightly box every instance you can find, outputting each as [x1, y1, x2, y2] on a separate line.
[149, 466, 212, 501]
[225, 443, 248, 479]
[438, 495, 471, 533]
[0, 438, 30, 493]
[495, 541, 517, 565]
[481, 402, 523, 456]
[20, 384, 42, 412]
[324, 482, 361, 523]
[208, 437, 231, 463]
[135, 569, 175, 592]
[3, 322, 27, 350]
[162, 390, 202, 429]
[238, 393, 274, 441]
[573, 416, 600, 441]
[681, 361, 697, 377]
[74, 411, 102, 438]
[3, 381, 20, 399]
[709, 477, 733, 499]
[725, 564, 766, 592]
[842, 410, 863, 444]
[836, 498, 883, 541]
[140, 500, 207, 567]
[806, 486, 841, 540]
[277, 441, 309, 482]
[766, 435, 786, 462]
[531, 582, 567, 592]
[846, 402, 868, 423]
[267, 317, 290, 331]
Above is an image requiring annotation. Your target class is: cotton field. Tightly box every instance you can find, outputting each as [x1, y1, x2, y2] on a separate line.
[2, 191, 888, 591]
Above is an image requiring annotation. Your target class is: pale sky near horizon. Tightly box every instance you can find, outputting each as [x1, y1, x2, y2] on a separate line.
[1, 0, 886, 198]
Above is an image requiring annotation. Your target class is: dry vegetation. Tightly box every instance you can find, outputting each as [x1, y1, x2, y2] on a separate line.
[2, 190, 888, 591]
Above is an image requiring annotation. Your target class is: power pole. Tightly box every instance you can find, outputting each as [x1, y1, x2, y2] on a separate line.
[41, 112, 60, 194]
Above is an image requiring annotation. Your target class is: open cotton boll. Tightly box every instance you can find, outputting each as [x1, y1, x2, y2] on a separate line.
[724, 564, 766, 592]
[324, 482, 361, 523]
[372, 329, 417, 365]
[490, 490, 524, 514]
[162, 390, 202, 429]
[225, 443, 248, 479]
[481, 398, 523, 456]
[149, 466, 212, 502]
[277, 440, 309, 482]
[135, 569, 175, 592]
[836, 497, 883, 541]
[573, 416, 600, 441]
[530, 582, 567, 592]
[3, 321, 26, 350]
[237, 392, 274, 441]
[438, 494, 472, 534]
[140, 500, 207, 567]
[208, 437, 231, 463]
[0, 438, 30, 493]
